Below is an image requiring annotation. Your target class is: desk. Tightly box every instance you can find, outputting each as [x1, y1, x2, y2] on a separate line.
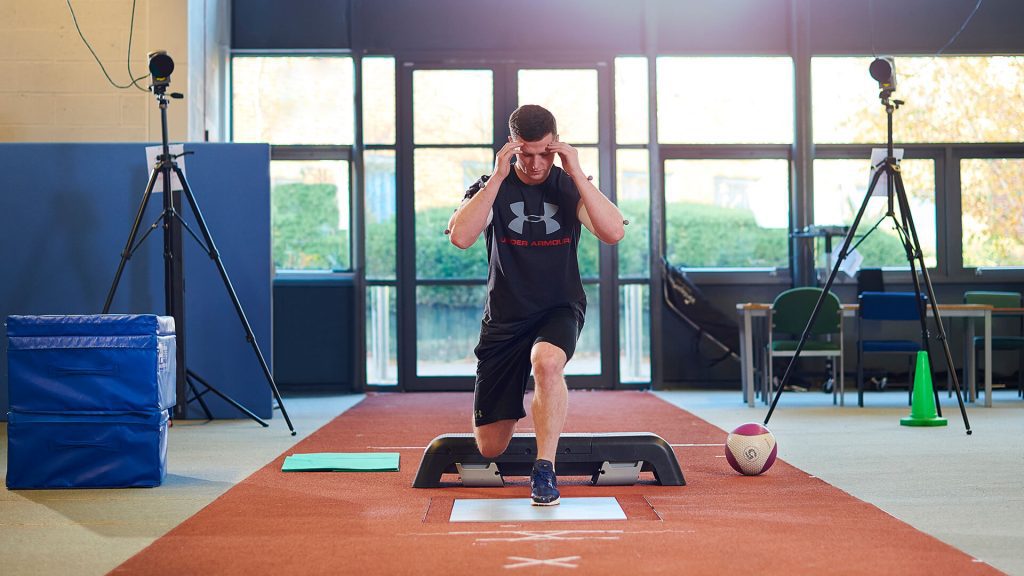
[966, 307, 1024, 406]
[736, 302, 994, 408]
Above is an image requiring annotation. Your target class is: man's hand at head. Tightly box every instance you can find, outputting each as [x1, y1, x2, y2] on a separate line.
[545, 140, 583, 178]
[492, 139, 522, 181]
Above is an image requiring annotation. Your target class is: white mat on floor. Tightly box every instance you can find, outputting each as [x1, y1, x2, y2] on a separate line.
[450, 497, 626, 522]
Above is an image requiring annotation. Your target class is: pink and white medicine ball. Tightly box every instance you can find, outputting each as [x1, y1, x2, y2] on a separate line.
[725, 422, 778, 476]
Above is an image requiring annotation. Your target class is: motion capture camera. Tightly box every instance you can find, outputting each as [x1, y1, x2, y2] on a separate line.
[869, 56, 897, 92]
[148, 51, 174, 94]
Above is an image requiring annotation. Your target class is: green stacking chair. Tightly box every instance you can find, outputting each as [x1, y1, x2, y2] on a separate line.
[964, 291, 1024, 400]
[766, 287, 844, 405]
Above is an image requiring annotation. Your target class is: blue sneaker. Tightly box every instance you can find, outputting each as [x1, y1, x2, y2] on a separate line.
[530, 459, 560, 506]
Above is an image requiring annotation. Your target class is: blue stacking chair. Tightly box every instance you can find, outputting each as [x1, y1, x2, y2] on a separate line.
[856, 291, 927, 407]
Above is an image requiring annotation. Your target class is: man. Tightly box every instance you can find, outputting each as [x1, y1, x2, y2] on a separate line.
[447, 104, 625, 505]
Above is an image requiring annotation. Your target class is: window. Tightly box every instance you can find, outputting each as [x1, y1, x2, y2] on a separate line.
[519, 69, 599, 143]
[813, 56, 1024, 274]
[814, 158, 937, 268]
[616, 57, 651, 383]
[415, 285, 486, 376]
[365, 150, 397, 279]
[664, 159, 790, 269]
[657, 57, 794, 144]
[813, 56, 1024, 144]
[658, 57, 793, 273]
[413, 70, 492, 145]
[270, 160, 351, 271]
[615, 57, 649, 146]
[517, 68, 603, 375]
[961, 158, 1024, 268]
[412, 69, 494, 377]
[231, 55, 355, 274]
[232, 57, 354, 145]
[518, 69, 601, 280]
[413, 147, 492, 279]
[616, 148, 650, 278]
[364, 149, 398, 382]
[363, 57, 398, 384]
[362, 57, 396, 146]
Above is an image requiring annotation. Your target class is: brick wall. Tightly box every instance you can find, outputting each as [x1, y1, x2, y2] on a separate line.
[0, 0, 188, 142]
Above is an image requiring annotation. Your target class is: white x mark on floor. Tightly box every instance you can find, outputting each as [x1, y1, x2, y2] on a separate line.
[477, 530, 622, 543]
[505, 555, 581, 569]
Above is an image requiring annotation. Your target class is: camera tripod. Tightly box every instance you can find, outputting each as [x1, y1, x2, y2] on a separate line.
[103, 88, 296, 435]
[764, 90, 971, 434]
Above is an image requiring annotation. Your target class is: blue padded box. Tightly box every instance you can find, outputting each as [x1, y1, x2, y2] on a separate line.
[6, 411, 168, 489]
[6, 314, 176, 412]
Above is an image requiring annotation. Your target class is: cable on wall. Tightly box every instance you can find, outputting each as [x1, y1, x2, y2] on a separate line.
[65, 0, 149, 91]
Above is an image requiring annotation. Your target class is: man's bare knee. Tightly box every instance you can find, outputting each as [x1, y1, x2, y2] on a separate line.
[476, 436, 510, 459]
[474, 420, 516, 459]
[477, 440, 508, 459]
[531, 343, 567, 386]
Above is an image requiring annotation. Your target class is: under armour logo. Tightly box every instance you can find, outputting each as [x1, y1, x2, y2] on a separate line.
[508, 202, 560, 235]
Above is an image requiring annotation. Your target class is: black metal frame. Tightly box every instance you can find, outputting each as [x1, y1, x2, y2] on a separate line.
[105, 88, 296, 435]
[764, 90, 972, 433]
[223, 40, 1024, 397]
[393, 56, 626, 393]
[657, 143, 795, 282]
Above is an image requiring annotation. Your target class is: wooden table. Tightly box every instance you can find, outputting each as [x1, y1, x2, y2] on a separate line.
[736, 302, 995, 407]
[965, 307, 1024, 407]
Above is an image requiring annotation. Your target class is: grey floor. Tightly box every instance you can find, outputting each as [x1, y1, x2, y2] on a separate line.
[1, 389, 1021, 575]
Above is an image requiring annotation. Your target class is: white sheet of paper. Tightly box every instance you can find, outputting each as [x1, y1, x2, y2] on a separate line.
[869, 148, 904, 197]
[450, 497, 627, 523]
[145, 144, 186, 193]
[831, 244, 864, 277]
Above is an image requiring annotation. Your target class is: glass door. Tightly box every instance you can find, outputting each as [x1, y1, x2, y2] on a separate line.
[398, 62, 619, 391]
[516, 67, 605, 379]
[404, 67, 495, 389]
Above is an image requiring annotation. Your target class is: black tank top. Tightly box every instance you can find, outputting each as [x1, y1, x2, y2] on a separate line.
[464, 166, 586, 328]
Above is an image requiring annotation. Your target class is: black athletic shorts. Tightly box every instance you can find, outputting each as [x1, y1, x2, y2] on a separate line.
[472, 307, 582, 427]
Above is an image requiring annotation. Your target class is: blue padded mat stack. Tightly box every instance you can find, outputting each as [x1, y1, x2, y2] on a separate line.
[5, 315, 176, 489]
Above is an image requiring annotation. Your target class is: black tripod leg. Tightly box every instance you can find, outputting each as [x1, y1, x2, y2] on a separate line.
[175, 167, 297, 435]
[186, 373, 215, 420]
[188, 370, 269, 427]
[891, 201, 940, 415]
[765, 167, 886, 425]
[104, 168, 161, 313]
[893, 172, 972, 434]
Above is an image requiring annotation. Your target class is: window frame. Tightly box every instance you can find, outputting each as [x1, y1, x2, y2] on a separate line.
[658, 144, 794, 285]
[809, 55, 1024, 284]
[229, 52, 358, 277]
[812, 144, 946, 283]
[951, 144, 1024, 280]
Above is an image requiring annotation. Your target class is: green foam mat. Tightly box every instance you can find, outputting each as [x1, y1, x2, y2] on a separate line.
[282, 452, 400, 472]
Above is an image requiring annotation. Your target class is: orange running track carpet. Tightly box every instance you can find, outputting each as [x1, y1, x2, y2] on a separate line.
[111, 391, 1000, 575]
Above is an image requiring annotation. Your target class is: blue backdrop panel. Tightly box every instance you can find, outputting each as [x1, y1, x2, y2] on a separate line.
[0, 143, 272, 420]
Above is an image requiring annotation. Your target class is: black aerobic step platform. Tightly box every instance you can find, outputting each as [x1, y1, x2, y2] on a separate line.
[412, 432, 685, 488]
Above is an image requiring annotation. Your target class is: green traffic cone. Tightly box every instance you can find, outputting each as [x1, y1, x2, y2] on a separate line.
[901, 351, 947, 427]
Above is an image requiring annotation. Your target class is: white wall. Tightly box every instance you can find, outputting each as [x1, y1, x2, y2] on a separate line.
[187, 0, 230, 143]
[0, 0, 189, 142]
